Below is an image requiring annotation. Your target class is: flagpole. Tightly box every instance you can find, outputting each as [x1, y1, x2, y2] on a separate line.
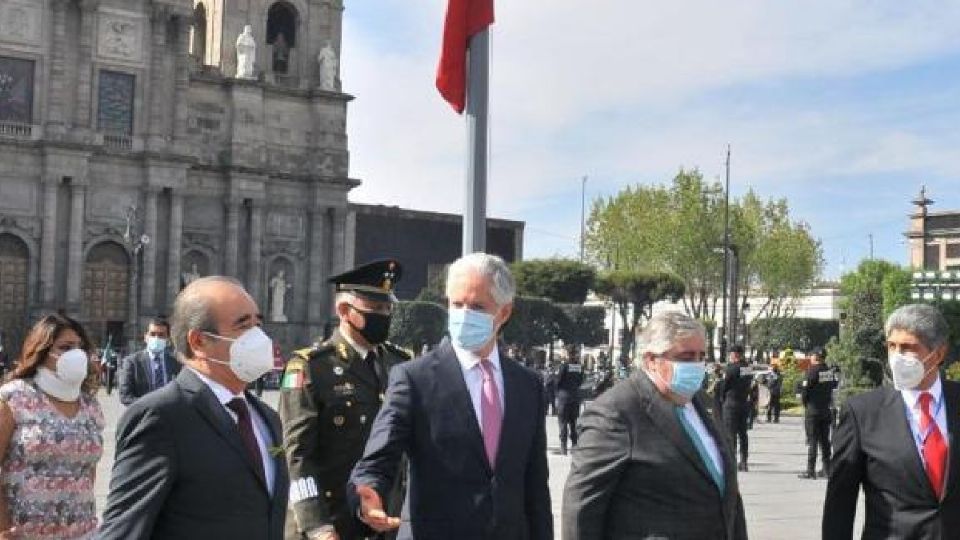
[463, 28, 489, 255]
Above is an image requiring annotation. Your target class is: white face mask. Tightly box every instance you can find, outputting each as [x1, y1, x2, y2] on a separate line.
[889, 350, 937, 391]
[203, 327, 274, 383]
[36, 348, 88, 401]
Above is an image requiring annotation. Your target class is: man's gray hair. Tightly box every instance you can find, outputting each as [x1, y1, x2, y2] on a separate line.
[170, 276, 241, 360]
[884, 303, 949, 351]
[445, 252, 516, 306]
[636, 311, 706, 359]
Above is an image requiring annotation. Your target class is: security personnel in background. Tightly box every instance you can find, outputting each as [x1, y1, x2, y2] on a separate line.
[719, 343, 752, 472]
[554, 353, 585, 454]
[799, 346, 836, 479]
[280, 260, 411, 540]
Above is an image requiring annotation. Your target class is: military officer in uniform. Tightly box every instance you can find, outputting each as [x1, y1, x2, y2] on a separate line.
[280, 260, 411, 540]
[798, 346, 836, 479]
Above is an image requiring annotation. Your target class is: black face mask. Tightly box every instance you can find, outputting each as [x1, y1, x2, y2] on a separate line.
[347, 306, 392, 345]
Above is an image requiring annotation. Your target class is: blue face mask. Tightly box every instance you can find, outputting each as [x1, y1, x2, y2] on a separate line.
[146, 337, 167, 355]
[666, 360, 706, 399]
[448, 308, 496, 351]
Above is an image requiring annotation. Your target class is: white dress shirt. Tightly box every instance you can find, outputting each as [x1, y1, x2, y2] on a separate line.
[680, 401, 725, 479]
[900, 376, 949, 458]
[453, 344, 506, 429]
[189, 368, 277, 495]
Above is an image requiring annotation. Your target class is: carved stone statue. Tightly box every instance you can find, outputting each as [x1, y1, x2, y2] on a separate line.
[269, 270, 292, 322]
[317, 42, 338, 90]
[272, 32, 290, 74]
[181, 263, 201, 287]
[235, 25, 256, 79]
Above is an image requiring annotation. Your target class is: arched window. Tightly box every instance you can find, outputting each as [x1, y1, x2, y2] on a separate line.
[266, 2, 297, 73]
[190, 3, 207, 64]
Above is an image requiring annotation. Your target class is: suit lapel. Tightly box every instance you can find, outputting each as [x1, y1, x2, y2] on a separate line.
[942, 380, 960, 499]
[634, 374, 715, 487]
[494, 357, 522, 473]
[882, 386, 937, 500]
[177, 369, 270, 493]
[433, 342, 490, 473]
[247, 392, 288, 498]
[692, 393, 735, 496]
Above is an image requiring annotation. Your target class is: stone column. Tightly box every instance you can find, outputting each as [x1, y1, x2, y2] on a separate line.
[224, 199, 240, 276]
[247, 201, 263, 304]
[141, 188, 159, 312]
[66, 183, 86, 305]
[307, 208, 329, 323]
[46, 1, 69, 131]
[147, 10, 169, 145]
[344, 208, 356, 270]
[173, 15, 191, 140]
[330, 206, 347, 276]
[40, 180, 60, 304]
[166, 192, 183, 307]
[75, 0, 98, 130]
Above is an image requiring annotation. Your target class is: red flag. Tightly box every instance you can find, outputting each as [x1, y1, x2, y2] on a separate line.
[436, 0, 495, 114]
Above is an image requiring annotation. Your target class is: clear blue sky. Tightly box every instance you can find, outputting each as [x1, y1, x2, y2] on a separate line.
[341, 1, 960, 280]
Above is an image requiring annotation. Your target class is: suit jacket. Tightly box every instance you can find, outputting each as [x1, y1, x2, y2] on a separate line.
[99, 368, 290, 540]
[348, 341, 553, 540]
[823, 381, 960, 540]
[119, 348, 181, 405]
[562, 372, 747, 540]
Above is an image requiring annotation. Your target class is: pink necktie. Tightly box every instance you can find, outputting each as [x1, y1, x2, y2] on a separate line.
[479, 359, 502, 468]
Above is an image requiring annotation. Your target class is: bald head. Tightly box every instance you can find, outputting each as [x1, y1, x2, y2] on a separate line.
[170, 276, 248, 360]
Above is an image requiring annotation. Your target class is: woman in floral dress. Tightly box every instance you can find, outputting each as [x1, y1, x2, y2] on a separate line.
[0, 314, 104, 539]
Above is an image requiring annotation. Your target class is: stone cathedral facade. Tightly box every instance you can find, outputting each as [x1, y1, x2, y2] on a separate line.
[0, 0, 355, 355]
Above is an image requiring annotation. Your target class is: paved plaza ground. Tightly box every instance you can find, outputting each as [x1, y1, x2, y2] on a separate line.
[94, 390, 863, 539]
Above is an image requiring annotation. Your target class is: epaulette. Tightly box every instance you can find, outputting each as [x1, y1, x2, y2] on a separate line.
[293, 342, 335, 362]
[382, 341, 413, 360]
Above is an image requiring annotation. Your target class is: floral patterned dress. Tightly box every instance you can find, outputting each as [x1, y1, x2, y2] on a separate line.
[0, 379, 104, 539]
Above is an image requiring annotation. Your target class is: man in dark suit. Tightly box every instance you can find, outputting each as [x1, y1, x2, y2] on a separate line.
[119, 318, 181, 405]
[824, 304, 960, 539]
[348, 252, 553, 540]
[100, 276, 289, 539]
[555, 355, 585, 455]
[562, 311, 747, 540]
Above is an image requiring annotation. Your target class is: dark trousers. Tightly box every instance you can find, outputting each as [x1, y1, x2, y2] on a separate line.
[804, 413, 832, 474]
[557, 399, 581, 450]
[723, 405, 749, 463]
[766, 393, 781, 423]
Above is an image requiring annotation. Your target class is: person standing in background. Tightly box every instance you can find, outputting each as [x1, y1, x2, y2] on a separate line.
[118, 319, 180, 405]
[554, 354, 585, 455]
[718, 344, 752, 472]
[798, 347, 835, 479]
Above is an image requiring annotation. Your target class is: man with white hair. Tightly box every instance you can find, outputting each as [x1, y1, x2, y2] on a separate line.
[348, 252, 553, 540]
[824, 303, 960, 539]
[562, 311, 747, 540]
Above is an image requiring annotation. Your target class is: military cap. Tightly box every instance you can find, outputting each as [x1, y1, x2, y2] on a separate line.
[329, 259, 402, 302]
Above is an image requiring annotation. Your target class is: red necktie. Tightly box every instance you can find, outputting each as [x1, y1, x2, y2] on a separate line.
[918, 392, 947, 499]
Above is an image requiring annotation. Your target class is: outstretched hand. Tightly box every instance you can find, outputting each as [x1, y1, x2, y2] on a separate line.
[356, 484, 401, 532]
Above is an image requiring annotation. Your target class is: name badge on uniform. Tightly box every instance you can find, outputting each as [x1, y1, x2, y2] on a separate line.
[818, 371, 836, 383]
[569, 364, 582, 373]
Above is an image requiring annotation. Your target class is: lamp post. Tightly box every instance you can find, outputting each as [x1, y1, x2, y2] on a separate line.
[123, 205, 150, 353]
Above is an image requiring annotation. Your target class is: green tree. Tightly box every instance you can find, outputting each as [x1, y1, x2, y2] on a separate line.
[585, 169, 821, 324]
[388, 301, 447, 351]
[594, 271, 685, 363]
[881, 267, 913, 317]
[512, 259, 596, 304]
[501, 296, 555, 355]
[555, 304, 607, 348]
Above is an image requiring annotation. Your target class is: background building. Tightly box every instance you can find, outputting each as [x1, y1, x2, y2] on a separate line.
[0, 0, 355, 355]
[906, 187, 960, 271]
[351, 203, 524, 300]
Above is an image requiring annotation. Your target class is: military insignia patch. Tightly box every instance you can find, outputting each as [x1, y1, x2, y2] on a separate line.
[282, 359, 306, 389]
[337, 343, 349, 360]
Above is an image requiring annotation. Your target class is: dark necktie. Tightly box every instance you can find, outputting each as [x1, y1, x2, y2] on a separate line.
[227, 398, 265, 482]
[918, 392, 947, 499]
[153, 357, 164, 389]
